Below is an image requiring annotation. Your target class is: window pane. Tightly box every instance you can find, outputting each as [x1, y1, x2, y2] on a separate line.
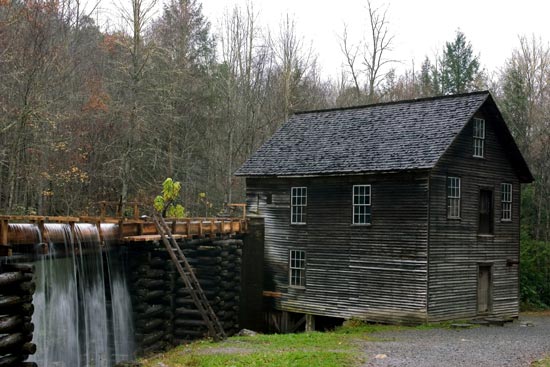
[447, 177, 461, 218]
[291, 187, 307, 224]
[473, 119, 485, 157]
[501, 183, 512, 220]
[352, 185, 371, 224]
[289, 250, 306, 287]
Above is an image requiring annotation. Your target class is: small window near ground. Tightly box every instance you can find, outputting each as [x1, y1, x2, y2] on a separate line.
[353, 185, 371, 224]
[291, 187, 307, 224]
[289, 250, 306, 287]
[473, 118, 485, 158]
[501, 183, 512, 221]
[447, 177, 461, 218]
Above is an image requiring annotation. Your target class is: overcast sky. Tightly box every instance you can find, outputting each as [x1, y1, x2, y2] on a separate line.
[200, 0, 549, 79]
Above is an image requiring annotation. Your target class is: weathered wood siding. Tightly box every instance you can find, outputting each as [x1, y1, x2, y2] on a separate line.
[428, 108, 521, 321]
[246, 172, 430, 323]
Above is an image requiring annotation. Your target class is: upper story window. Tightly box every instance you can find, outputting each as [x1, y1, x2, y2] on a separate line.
[289, 249, 306, 288]
[291, 187, 307, 224]
[447, 176, 461, 219]
[479, 189, 494, 234]
[473, 118, 485, 158]
[353, 185, 371, 224]
[501, 183, 512, 221]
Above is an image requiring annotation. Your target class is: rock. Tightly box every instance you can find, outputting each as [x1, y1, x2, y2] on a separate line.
[375, 354, 387, 359]
[237, 329, 259, 336]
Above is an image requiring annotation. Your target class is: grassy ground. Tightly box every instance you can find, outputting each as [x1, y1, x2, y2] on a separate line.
[532, 356, 550, 367]
[140, 322, 419, 367]
[140, 315, 549, 367]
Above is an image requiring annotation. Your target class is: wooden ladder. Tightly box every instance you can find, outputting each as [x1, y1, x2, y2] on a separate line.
[152, 213, 226, 341]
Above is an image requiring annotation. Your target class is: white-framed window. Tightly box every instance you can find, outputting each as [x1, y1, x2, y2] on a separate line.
[353, 185, 371, 224]
[473, 118, 485, 158]
[447, 176, 461, 218]
[289, 250, 306, 288]
[501, 183, 512, 221]
[291, 187, 307, 224]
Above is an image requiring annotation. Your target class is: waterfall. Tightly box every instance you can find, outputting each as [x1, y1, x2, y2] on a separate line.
[29, 223, 135, 367]
[104, 225, 134, 364]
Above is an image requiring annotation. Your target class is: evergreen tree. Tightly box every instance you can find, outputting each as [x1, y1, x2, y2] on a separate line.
[439, 31, 481, 94]
[419, 56, 436, 96]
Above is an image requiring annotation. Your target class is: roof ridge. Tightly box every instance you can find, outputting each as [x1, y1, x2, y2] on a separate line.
[294, 90, 490, 116]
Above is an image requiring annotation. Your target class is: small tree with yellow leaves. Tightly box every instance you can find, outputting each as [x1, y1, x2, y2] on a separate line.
[154, 178, 186, 218]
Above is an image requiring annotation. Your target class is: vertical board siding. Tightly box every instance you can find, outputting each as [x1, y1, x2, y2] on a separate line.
[247, 172, 429, 324]
[428, 109, 521, 321]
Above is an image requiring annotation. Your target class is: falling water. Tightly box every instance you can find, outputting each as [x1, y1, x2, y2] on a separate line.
[29, 223, 135, 367]
[104, 223, 134, 364]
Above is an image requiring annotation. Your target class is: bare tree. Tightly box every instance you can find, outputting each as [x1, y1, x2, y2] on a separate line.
[339, 24, 362, 101]
[115, 0, 157, 205]
[499, 35, 550, 241]
[363, 0, 394, 100]
[338, 0, 395, 104]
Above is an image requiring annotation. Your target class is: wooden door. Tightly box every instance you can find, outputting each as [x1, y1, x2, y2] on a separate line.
[477, 265, 492, 314]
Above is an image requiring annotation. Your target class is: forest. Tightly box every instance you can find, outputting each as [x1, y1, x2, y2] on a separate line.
[0, 1, 548, 303]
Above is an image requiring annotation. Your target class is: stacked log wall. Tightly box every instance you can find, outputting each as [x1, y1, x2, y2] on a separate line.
[0, 263, 37, 367]
[130, 237, 243, 354]
[128, 250, 174, 355]
[173, 239, 242, 343]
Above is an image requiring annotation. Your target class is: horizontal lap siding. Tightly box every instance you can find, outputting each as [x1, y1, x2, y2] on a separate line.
[247, 172, 429, 324]
[428, 110, 520, 321]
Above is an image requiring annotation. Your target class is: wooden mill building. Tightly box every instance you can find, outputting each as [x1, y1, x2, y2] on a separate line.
[235, 91, 533, 325]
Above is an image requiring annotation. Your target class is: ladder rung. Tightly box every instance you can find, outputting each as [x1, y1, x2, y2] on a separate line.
[153, 213, 226, 341]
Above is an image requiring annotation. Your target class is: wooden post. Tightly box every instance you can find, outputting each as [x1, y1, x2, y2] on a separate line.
[305, 314, 315, 332]
[185, 219, 191, 238]
[1, 219, 8, 246]
[133, 202, 139, 219]
[281, 312, 289, 333]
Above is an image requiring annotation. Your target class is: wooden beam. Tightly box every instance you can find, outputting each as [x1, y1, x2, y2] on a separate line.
[290, 315, 306, 333]
[263, 291, 282, 298]
[0, 219, 8, 246]
[123, 234, 186, 242]
[305, 314, 315, 332]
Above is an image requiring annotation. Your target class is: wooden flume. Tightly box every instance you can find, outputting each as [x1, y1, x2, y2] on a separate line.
[0, 204, 247, 256]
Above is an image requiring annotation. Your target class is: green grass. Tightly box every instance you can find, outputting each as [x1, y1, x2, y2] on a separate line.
[140, 322, 433, 367]
[532, 356, 550, 367]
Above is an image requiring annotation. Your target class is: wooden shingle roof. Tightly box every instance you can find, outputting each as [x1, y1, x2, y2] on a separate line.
[235, 91, 533, 182]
